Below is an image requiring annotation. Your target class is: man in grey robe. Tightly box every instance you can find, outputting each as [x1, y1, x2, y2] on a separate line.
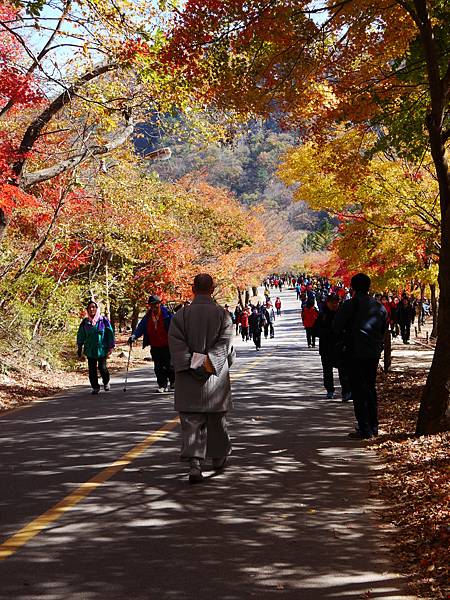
[168, 273, 234, 484]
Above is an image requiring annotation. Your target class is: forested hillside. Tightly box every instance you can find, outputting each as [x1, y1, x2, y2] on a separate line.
[136, 118, 327, 233]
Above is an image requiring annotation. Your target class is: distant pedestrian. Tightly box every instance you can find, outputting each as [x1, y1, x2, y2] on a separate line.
[302, 299, 319, 347]
[168, 273, 234, 484]
[316, 294, 351, 401]
[240, 308, 249, 341]
[234, 305, 242, 335]
[263, 302, 276, 338]
[128, 294, 175, 393]
[249, 307, 263, 350]
[275, 296, 282, 316]
[77, 300, 115, 395]
[397, 295, 415, 344]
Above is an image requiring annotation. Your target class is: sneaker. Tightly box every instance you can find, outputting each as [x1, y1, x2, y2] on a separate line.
[104, 383, 110, 391]
[212, 456, 227, 471]
[92, 388, 100, 395]
[156, 387, 166, 393]
[326, 391, 335, 399]
[342, 392, 352, 402]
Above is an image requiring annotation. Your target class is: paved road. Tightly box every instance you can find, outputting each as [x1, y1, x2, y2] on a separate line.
[0, 289, 415, 599]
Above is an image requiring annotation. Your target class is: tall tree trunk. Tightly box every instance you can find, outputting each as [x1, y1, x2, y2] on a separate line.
[416, 228, 450, 435]
[413, 0, 450, 435]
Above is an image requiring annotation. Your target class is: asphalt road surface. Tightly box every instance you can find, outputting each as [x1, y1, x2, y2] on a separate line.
[0, 289, 416, 600]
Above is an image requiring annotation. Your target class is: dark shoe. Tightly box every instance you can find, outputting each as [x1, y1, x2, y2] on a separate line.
[188, 460, 203, 484]
[104, 383, 110, 391]
[92, 388, 100, 395]
[326, 391, 335, 399]
[212, 456, 227, 471]
[342, 392, 352, 402]
[348, 430, 373, 440]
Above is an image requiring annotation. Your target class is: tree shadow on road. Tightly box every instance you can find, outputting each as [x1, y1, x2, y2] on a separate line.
[0, 301, 414, 599]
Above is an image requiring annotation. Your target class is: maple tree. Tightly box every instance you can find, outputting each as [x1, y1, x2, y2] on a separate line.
[0, 0, 192, 241]
[278, 130, 440, 287]
[166, 0, 450, 435]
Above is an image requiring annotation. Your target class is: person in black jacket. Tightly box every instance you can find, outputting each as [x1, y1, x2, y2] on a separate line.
[248, 307, 263, 351]
[397, 294, 415, 344]
[333, 273, 387, 439]
[316, 294, 351, 401]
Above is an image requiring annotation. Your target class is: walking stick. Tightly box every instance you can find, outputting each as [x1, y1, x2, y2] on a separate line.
[123, 344, 132, 392]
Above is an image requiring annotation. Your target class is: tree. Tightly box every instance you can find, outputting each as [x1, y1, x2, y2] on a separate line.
[0, 0, 190, 241]
[166, 0, 450, 434]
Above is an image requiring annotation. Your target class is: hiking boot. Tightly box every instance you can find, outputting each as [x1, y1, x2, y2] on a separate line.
[326, 391, 335, 399]
[188, 459, 203, 484]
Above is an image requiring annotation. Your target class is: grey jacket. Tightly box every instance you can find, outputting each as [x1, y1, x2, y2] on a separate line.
[168, 295, 234, 412]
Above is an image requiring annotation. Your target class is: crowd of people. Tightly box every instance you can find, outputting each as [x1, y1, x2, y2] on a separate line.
[231, 297, 280, 351]
[76, 271, 431, 482]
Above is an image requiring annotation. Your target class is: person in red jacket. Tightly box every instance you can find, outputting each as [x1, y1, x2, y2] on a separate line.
[302, 299, 319, 347]
[240, 307, 249, 341]
[275, 296, 282, 316]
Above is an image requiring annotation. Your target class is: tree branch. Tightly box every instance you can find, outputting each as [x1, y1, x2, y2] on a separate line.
[20, 118, 134, 189]
[13, 61, 118, 179]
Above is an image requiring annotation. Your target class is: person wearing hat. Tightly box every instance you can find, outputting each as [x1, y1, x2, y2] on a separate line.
[128, 294, 175, 393]
[77, 300, 115, 394]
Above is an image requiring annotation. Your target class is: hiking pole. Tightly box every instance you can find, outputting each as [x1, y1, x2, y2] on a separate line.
[123, 344, 132, 392]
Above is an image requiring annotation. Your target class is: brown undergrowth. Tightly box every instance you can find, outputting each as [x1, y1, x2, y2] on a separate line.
[0, 334, 149, 413]
[373, 369, 449, 600]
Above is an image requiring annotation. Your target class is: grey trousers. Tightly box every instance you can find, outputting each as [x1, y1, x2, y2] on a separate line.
[179, 412, 231, 461]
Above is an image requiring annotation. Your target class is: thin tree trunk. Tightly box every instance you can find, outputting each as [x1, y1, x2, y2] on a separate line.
[131, 303, 140, 332]
[237, 288, 244, 308]
[429, 282, 438, 338]
[0, 208, 8, 244]
[383, 330, 392, 373]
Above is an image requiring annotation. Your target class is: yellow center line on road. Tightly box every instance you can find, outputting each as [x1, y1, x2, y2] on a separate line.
[231, 351, 273, 381]
[0, 351, 271, 561]
[0, 417, 179, 561]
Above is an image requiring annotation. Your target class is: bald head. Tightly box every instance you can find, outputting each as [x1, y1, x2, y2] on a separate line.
[192, 273, 215, 295]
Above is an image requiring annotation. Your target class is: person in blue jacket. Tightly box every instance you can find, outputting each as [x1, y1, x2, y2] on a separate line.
[128, 295, 175, 393]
